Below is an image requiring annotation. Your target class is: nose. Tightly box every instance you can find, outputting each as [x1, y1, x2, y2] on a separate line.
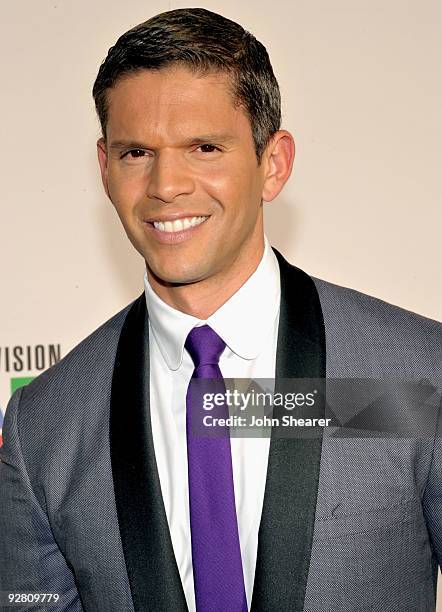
[146, 150, 194, 203]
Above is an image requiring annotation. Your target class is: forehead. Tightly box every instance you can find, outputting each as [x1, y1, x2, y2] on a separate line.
[105, 66, 252, 143]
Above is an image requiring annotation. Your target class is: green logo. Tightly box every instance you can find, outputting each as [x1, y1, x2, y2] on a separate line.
[11, 376, 35, 395]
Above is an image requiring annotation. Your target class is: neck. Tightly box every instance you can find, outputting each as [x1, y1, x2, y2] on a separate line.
[146, 236, 265, 319]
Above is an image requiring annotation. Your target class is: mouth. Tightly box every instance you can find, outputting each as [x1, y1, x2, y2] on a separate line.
[147, 215, 209, 233]
[144, 214, 210, 244]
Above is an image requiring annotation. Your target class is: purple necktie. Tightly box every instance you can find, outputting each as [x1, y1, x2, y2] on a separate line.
[185, 325, 248, 612]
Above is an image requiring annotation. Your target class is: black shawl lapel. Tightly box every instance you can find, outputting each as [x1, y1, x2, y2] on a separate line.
[251, 248, 326, 612]
[110, 295, 188, 612]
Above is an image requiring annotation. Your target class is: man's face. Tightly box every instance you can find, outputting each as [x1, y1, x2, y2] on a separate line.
[98, 66, 269, 288]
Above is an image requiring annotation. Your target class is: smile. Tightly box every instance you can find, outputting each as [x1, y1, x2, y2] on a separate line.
[152, 216, 209, 233]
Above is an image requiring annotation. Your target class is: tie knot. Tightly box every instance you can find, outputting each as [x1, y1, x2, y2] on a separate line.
[185, 325, 226, 368]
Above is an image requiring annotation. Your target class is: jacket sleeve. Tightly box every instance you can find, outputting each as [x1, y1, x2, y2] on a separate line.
[0, 388, 83, 612]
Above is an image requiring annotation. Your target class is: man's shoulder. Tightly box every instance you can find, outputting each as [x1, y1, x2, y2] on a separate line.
[1, 298, 142, 506]
[275, 247, 440, 340]
[19, 296, 140, 404]
[312, 276, 442, 376]
[313, 275, 439, 326]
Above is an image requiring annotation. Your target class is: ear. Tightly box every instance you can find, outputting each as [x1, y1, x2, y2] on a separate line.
[97, 138, 110, 199]
[261, 130, 295, 202]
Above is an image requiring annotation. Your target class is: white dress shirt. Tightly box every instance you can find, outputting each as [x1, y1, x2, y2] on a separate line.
[144, 235, 281, 611]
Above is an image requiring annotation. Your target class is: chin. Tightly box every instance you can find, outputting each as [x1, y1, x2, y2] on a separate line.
[148, 259, 210, 286]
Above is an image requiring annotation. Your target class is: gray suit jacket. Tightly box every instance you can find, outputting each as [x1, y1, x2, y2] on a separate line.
[1, 248, 441, 612]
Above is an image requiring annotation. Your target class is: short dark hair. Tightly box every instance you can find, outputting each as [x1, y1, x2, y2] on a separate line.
[92, 8, 281, 162]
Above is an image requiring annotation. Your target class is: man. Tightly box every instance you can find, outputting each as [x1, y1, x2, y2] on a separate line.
[0, 7, 441, 612]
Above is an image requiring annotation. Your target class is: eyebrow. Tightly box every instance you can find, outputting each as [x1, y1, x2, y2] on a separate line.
[108, 140, 147, 150]
[108, 133, 237, 150]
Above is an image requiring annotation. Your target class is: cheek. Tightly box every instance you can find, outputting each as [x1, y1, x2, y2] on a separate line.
[107, 168, 147, 216]
[201, 165, 257, 209]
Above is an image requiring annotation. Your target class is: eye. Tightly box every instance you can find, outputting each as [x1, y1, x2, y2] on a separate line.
[197, 144, 221, 153]
[122, 149, 146, 159]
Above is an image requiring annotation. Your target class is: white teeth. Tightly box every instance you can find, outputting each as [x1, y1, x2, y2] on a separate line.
[153, 216, 208, 232]
[173, 219, 184, 232]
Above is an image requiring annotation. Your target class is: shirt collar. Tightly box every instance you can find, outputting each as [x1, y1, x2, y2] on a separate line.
[144, 235, 281, 370]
